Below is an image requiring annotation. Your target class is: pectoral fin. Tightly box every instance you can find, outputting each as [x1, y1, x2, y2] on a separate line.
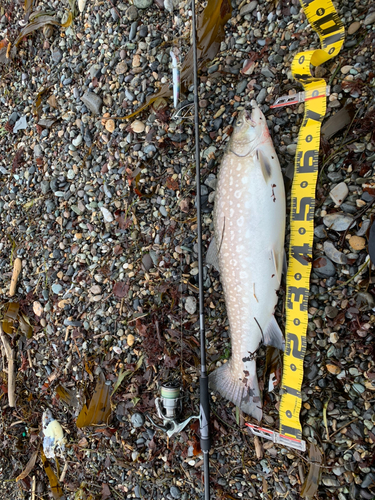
[256, 149, 272, 182]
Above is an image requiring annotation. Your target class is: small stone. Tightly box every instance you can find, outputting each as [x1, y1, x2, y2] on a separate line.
[240, 0, 257, 16]
[185, 296, 197, 315]
[33, 301, 44, 316]
[100, 207, 114, 223]
[141, 253, 153, 271]
[127, 334, 135, 346]
[256, 88, 267, 104]
[81, 91, 103, 115]
[348, 21, 361, 34]
[40, 180, 50, 195]
[330, 182, 349, 205]
[131, 412, 145, 428]
[72, 134, 82, 147]
[236, 80, 247, 94]
[323, 240, 348, 265]
[133, 0, 152, 8]
[126, 5, 138, 20]
[326, 364, 341, 375]
[105, 119, 115, 133]
[323, 213, 354, 232]
[132, 54, 141, 67]
[349, 235, 366, 251]
[341, 65, 353, 75]
[170, 486, 181, 499]
[313, 257, 336, 278]
[286, 144, 297, 155]
[90, 285, 101, 294]
[51, 284, 63, 294]
[325, 305, 338, 319]
[364, 12, 375, 25]
[115, 61, 128, 75]
[51, 49, 62, 63]
[131, 120, 145, 133]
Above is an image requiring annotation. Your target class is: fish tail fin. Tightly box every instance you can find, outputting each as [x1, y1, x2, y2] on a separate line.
[209, 361, 262, 421]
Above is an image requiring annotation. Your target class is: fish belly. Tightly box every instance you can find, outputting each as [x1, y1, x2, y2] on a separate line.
[209, 143, 285, 420]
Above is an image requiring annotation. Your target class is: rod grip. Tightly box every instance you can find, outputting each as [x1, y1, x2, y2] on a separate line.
[200, 372, 211, 452]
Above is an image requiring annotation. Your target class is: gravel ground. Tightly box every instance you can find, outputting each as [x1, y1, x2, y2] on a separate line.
[1, 0, 375, 499]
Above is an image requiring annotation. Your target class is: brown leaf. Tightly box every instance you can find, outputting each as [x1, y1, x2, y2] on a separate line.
[300, 444, 323, 498]
[113, 244, 123, 256]
[101, 483, 111, 499]
[166, 176, 179, 191]
[16, 450, 38, 481]
[113, 281, 129, 298]
[76, 374, 111, 428]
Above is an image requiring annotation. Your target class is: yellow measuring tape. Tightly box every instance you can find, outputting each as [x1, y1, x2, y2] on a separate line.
[279, 0, 345, 442]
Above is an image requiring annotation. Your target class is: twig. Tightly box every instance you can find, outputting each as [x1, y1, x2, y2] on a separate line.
[0, 323, 16, 407]
[31, 475, 36, 500]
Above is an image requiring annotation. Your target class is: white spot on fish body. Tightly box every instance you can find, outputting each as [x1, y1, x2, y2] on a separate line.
[234, 190, 241, 199]
[237, 216, 244, 227]
[229, 208, 234, 217]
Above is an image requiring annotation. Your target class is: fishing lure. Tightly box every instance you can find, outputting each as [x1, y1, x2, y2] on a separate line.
[170, 50, 180, 109]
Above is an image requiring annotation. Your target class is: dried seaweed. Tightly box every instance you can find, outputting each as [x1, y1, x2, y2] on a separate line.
[369, 220, 375, 265]
[24, 0, 34, 23]
[40, 449, 64, 499]
[76, 374, 111, 428]
[121, 0, 232, 120]
[18, 312, 33, 338]
[56, 385, 79, 409]
[2, 302, 20, 335]
[300, 443, 323, 498]
[321, 103, 355, 141]
[16, 450, 38, 481]
[14, 14, 60, 48]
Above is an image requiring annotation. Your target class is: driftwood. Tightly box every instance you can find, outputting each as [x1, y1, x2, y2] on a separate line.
[9, 257, 22, 296]
[0, 323, 16, 407]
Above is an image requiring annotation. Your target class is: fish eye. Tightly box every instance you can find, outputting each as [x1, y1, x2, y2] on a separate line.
[236, 120, 242, 127]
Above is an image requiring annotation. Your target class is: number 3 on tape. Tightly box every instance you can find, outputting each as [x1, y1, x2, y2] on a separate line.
[279, 0, 345, 442]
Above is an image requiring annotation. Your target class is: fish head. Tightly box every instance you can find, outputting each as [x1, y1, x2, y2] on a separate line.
[229, 103, 269, 157]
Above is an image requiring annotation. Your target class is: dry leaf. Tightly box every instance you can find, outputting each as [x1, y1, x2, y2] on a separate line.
[14, 16, 60, 48]
[56, 385, 79, 408]
[16, 450, 38, 481]
[113, 281, 129, 298]
[300, 444, 323, 498]
[76, 374, 111, 428]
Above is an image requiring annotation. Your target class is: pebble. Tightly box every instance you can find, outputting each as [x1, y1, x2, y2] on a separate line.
[323, 240, 348, 265]
[126, 5, 138, 20]
[323, 213, 354, 232]
[185, 296, 197, 315]
[116, 62, 128, 75]
[133, 0, 152, 9]
[349, 235, 366, 251]
[100, 207, 114, 223]
[256, 88, 267, 104]
[131, 120, 145, 133]
[170, 486, 181, 499]
[329, 182, 349, 205]
[348, 21, 361, 34]
[81, 91, 103, 115]
[313, 257, 336, 278]
[127, 334, 135, 346]
[131, 412, 145, 428]
[51, 284, 63, 294]
[364, 12, 375, 25]
[72, 134, 82, 147]
[33, 301, 44, 316]
[240, 1, 258, 16]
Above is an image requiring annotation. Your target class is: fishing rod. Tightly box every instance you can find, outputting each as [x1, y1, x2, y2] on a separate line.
[191, 0, 211, 498]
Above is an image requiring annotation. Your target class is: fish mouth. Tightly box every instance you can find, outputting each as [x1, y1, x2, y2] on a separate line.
[243, 109, 257, 127]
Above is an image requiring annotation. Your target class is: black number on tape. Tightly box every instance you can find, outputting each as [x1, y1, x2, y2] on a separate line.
[287, 286, 309, 311]
[283, 386, 302, 398]
[296, 150, 318, 174]
[292, 197, 315, 221]
[291, 243, 312, 266]
[285, 333, 307, 360]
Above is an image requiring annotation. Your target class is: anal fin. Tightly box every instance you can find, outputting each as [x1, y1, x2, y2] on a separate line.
[263, 315, 285, 351]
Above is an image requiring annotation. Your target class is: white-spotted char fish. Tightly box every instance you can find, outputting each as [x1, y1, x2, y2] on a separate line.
[207, 102, 286, 421]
